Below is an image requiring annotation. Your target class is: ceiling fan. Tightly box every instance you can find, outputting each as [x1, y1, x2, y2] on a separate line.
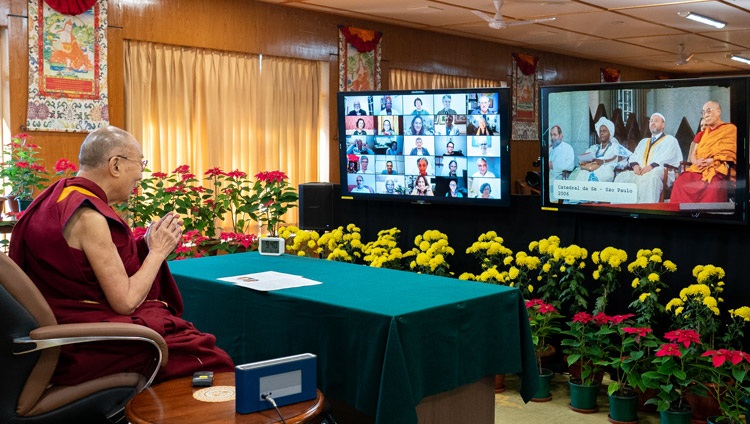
[675, 43, 695, 66]
[472, 0, 556, 29]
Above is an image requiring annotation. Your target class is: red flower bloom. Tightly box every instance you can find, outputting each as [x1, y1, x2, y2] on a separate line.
[227, 170, 247, 179]
[572, 311, 593, 324]
[655, 343, 682, 357]
[54, 158, 78, 174]
[152, 172, 168, 178]
[664, 329, 701, 348]
[592, 312, 610, 325]
[622, 327, 652, 336]
[609, 314, 635, 325]
[173, 164, 190, 174]
[204, 167, 226, 177]
[132, 226, 148, 238]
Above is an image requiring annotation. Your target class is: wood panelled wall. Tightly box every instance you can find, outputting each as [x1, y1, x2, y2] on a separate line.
[5, 0, 664, 186]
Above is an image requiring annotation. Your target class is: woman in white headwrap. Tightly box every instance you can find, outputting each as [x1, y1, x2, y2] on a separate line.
[575, 117, 631, 183]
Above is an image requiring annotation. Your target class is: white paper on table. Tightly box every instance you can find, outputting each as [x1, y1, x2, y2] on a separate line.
[218, 271, 322, 291]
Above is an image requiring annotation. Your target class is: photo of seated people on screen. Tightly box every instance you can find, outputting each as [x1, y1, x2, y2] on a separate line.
[404, 156, 435, 177]
[348, 174, 376, 193]
[339, 87, 511, 206]
[467, 136, 502, 157]
[438, 157, 467, 178]
[407, 175, 434, 196]
[376, 175, 405, 195]
[435, 136, 466, 157]
[346, 136, 375, 155]
[404, 94, 435, 116]
[378, 116, 401, 136]
[543, 83, 741, 215]
[436, 93, 468, 115]
[434, 114, 466, 136]
[375, 156, 405, 175]
[404, 136, 435, 157]
[405, 114, 435, 136]
[374, 95, 404, 116]
[346, 96, 370, 116]
[433, 176, 468, 198]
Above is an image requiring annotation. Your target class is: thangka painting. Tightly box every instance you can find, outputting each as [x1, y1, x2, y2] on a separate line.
[27, 0, 109, 132]
[511, 53, 539, 141]
[338, 25, 382, 92]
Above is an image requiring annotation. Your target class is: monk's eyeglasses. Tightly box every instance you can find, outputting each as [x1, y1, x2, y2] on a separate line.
[111, 155, 148, 170]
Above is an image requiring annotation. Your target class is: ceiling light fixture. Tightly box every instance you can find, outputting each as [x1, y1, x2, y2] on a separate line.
[730, 55, 750, 65]
[679, 11, 726, 29]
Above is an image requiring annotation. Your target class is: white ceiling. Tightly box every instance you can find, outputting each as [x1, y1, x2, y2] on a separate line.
[257, 0, 750, 74]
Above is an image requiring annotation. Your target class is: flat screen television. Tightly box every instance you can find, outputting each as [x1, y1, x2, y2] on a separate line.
[337, 87, 511, 206]
[540, 77, 748, 224]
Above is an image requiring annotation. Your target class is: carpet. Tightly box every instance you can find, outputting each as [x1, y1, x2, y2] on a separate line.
[496, 373, 662, 423]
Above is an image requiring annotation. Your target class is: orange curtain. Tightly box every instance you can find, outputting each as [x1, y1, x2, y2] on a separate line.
[123, 41, 327, 227]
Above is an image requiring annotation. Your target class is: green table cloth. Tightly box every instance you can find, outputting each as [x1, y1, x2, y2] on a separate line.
[169, 252, 538, 424]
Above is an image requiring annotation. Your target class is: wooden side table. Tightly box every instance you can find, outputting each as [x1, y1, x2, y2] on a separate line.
[126, 372, 325, 424]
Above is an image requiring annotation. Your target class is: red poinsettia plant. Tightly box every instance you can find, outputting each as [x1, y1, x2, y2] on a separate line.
[700, 349, 750, 423]
[54, 158, 78, 179]
[643, 328, 705, 413]
[251, 171, 298, 237]
[1, 133, 49, 200]
[525, 298, 563, 372]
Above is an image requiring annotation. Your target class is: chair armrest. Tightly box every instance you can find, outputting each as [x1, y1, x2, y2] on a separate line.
[15, 323, 168, 390]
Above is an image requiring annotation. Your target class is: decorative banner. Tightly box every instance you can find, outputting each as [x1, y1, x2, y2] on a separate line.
[601, 67, 621, 83]
[511, 53, 538, 141]
[338, 25, 382, 92]
[26, 0, 109, 132]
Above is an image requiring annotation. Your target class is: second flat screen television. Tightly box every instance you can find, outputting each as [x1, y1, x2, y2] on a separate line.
[337, 88, 511, 206]
[540, 77, 748, 224]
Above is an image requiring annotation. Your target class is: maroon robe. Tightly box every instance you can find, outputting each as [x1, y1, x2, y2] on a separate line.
[9, 177, 233, 385]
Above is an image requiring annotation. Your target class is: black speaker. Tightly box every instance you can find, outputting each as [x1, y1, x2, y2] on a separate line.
[298, 183, 335, 231]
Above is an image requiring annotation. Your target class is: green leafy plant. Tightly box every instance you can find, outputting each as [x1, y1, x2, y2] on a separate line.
[606, 323, 659, 397]
[251, 171, 298, 237]
[525, 298, 563, 372]
[591, 246, 628, 314]
[627, 248, 677, 325]
[560, 312, 618, 386]
[699, 349, 750, 423]
[1, 133, 49, 200]
[642, 328, 704, 412]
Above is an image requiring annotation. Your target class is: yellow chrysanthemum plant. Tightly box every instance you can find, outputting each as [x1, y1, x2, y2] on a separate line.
[277, 225, 322, 257]
[316, 223, 364, 263]
[534, 237, 589, 315]
[591, 247, 628, 314]
[529, 236, 563, 305]
[505, 251, 541, 299]
[667, 264, 748, 350]
[459, 231, 514, 286]
[627, 248, 677, 325]
[362, 227, 408, 270]
[407, 229, 454, 277]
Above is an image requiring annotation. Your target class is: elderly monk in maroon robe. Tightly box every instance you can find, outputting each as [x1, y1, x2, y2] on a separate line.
[670, 100, 737, 203]
[9, 126, 234, 385]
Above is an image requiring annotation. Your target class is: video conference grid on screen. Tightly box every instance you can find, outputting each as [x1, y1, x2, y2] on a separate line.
[341, 91, 503, 200]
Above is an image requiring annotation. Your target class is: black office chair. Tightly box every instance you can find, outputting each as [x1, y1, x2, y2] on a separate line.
[0, 252, 168, 423]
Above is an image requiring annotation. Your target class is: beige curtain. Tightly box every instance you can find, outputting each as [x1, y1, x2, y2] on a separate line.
[124, 41, 325, 227]
[390, 68, 503, 90]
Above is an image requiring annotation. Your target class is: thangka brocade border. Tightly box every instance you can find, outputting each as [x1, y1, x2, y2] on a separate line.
[26, 0, 109, 132]
[338, 26, 382, 92]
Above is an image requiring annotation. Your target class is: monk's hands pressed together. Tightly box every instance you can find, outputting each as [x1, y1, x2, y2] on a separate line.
[146, 212, 184, 258]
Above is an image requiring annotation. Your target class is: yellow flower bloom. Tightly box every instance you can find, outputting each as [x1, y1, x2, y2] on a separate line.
[647, 273, 660, 282]
[730, 306, 750, 321]
[638, 292, 651, 302]
[632, 278, 639, 288]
